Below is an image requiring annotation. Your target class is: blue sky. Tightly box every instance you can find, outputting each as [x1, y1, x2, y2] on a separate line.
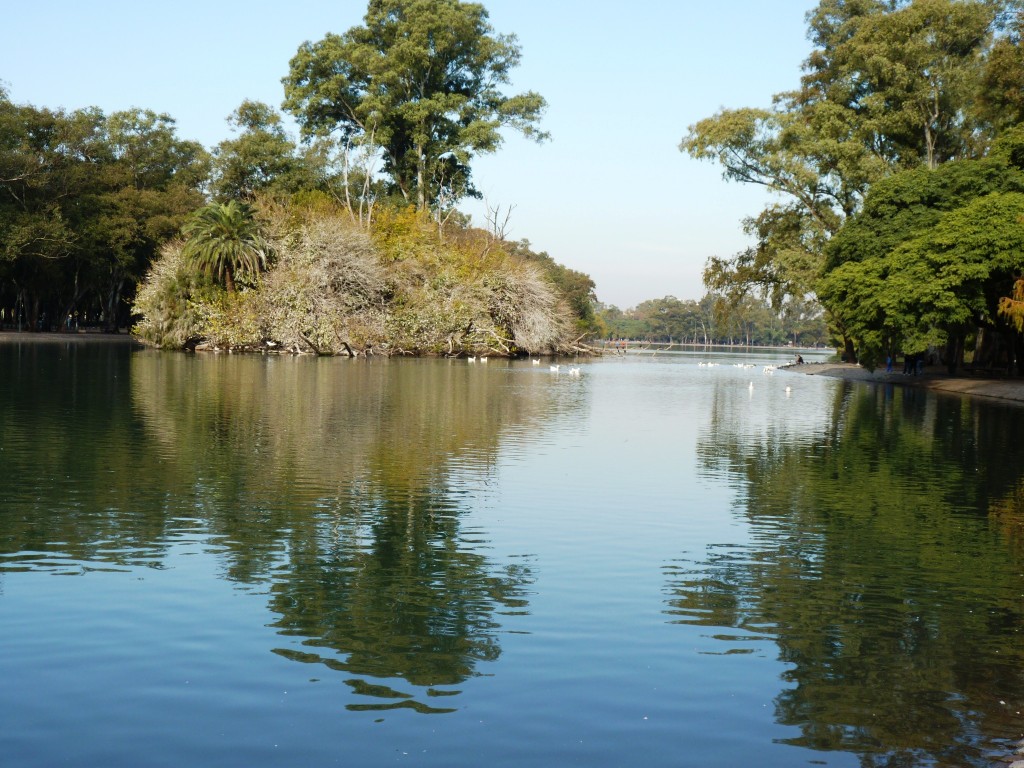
[2, 1, 816, 308]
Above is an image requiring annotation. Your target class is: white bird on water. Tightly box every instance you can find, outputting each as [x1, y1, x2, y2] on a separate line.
[532, 358, 541, 365]
[467, 356, 476, 363]
[569, 366, 581, 377]
[550, 364, 560, 373]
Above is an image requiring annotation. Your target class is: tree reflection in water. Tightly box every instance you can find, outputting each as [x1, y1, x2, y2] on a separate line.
[269, 482, 533, 713]
[667, 381, 1024, 767]
[129, 354, 546, 713]
[3, 348, 548, 715]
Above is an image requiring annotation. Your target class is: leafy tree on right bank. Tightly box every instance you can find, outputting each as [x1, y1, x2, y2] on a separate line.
[681, 0, 1024, 365]
[819, 129, 1024, 371]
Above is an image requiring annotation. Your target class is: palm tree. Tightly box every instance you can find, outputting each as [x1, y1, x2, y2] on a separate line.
[181, 200, 269, 293]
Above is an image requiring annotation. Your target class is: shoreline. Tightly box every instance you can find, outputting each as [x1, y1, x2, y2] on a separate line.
[0, 330, 142, 345]
[4, 332, 1023, 405]
[785, 362, 1024, 405]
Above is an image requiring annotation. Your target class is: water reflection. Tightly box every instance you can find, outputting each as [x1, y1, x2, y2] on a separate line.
[267, 483, 533, 713]
[668, 383, 1024, 766]
[0, 341, 174, 573]
[2, 346, 554, 714]
[130, 354, 551, 712]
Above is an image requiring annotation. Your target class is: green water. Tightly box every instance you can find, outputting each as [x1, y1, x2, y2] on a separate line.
[2, 340, 1024, 767]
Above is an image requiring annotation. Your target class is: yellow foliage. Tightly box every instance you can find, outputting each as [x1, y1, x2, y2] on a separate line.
[134, 199, 578, 355]
[998, 277, 1024, 332]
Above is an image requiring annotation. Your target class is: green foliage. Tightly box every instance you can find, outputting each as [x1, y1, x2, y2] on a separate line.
[211, 100, 324, 201]
[682, 0, 1017, 359]
[0, 101, 207, 330]
[819, 144, 1024, 365]
[282, 0, 548, 211]
[978, 10, 1024, 130]
[181, 200, 270, 293]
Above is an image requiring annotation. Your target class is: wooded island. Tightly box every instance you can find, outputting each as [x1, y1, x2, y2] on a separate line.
[3, 0, 1024, 367]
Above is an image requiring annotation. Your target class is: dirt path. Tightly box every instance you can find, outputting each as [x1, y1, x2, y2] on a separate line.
[786, 362, 1024, 405]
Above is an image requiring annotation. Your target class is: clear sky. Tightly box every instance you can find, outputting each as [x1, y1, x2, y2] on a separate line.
[1, 1, 817, 309]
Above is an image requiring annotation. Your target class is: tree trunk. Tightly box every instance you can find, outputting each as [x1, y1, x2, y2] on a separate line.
[843, 336, 857, 364]
[105, 276, 125, 333]
[945, 333, 963, 375]
[416, 143, 427, 212]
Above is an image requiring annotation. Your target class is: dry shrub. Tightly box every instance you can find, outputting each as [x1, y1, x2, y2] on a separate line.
[481, 259, 572, 353]
[134, 204, 579, 356]
[132, 241, 215, 348]
[261, 217, 388, 354]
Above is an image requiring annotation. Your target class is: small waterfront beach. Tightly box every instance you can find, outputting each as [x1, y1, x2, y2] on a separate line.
[787, 361, 1024, 405]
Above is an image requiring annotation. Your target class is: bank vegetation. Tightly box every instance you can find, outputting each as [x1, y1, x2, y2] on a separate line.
[133, 198, 594, 356]
[1, 0, 598, 357]
[683, 0, 1024, 375]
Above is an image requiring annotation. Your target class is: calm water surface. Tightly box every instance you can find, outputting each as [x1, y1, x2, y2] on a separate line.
[2, 341, 1024, 767]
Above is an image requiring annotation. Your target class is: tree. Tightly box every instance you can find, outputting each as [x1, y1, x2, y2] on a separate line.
[682, 0, 1007, 360]
[801, 0, 995, 171]
[91, 109, 209, 330]
[0, 101, 207, 331]
[282, 0, 548, 214]
[211, 100, 324, 201]
[819, 130, 1024, 370]
[181, 201, 269, 294]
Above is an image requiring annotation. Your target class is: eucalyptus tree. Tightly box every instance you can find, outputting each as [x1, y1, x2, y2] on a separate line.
[282, 0, 548, 215]
[681, 0, 1008, 359]
[182, 200, 269, 294]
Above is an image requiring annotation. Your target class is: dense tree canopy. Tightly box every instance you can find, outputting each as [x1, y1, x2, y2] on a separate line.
[683, 0, 1024, 371]
[211, 100, 327, 201]
[820, 129, 1024, 368]
[0, 96, 207, 331]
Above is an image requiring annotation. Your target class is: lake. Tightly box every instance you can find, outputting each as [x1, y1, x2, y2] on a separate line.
[2, 340, 1024, 768]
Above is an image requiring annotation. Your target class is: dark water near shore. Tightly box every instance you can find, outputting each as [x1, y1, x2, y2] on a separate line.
[2, 341, 1024, 767]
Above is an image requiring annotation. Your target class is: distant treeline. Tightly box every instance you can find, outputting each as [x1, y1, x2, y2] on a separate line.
[598, 295, 828, 347]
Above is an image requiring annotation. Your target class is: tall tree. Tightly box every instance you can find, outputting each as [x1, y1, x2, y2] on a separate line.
[800, 0, 995, 171]
[282, 0, 548, 214]
[682, 0, 1008, 360]
[818, 129, 1024, 370]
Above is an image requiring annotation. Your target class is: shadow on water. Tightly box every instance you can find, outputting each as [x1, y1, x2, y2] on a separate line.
[665, 380, 1024, 767]
[0, 346, 563, 714]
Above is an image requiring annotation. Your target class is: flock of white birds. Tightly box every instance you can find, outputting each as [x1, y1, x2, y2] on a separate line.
[698, 361, 793, 396]
[463, 357, 795, 391]
[467, 356, 581, 376]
